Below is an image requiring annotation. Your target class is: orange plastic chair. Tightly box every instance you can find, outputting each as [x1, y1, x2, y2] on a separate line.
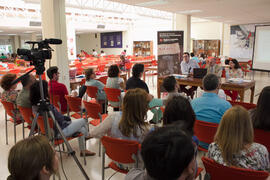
[98, 76, 108, 85]
[104, 87, 121, 108]
[65, 95, 84, 119]
[194, 120, 218, 152]
[18, 106, 34, 129]
[125, 62, 133, 78]
[98, 64, 106, 72]
[101, 136, 140, 180]
[202, 156, 269, 180]
[254, 129, 270, 153]
[49, 94, 62, 113]
[86, 86, 98, 99]
[228, 100, 257, 110]
[83, 100, 108, 156]
[1, 100, 25, 144]
[9, 68, 20, 74]
[7, 63, 15, 69]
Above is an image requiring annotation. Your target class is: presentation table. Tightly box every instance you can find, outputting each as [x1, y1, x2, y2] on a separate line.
[157, 76, 255, 103]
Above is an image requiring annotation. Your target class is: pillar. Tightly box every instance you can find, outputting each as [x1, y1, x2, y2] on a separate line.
[31, 33, 37, 41]
[41, 0, 70, 91]
[13, 35, 20, 53]
[174, 14, 191, 52]
[67, 22, 77, 60]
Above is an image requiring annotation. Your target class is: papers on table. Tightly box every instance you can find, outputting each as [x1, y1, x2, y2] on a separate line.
[227, 78, 252, 83]
[172, 74, 188, 79]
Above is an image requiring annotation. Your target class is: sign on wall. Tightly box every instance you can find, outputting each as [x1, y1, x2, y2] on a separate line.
[157, 31, 184, 76]
[101, 32, 122, 48]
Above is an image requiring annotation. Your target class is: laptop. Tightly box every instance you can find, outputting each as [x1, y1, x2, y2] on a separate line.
[193, 68, 207, 78]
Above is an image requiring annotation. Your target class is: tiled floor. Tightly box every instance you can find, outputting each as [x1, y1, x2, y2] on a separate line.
[0, 71, 269, 180]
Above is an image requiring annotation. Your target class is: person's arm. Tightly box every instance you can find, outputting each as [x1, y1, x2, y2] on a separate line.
[118, 78, 125, 90]
[61, 84, 68, 95]
[90, 114, 114, 138]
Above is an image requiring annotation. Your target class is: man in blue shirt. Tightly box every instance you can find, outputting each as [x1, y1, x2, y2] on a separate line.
[191, 74, 231, 149]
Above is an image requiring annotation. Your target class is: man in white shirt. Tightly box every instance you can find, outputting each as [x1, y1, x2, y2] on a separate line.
[180, 52, 199, 98]
[92, 49, 98, 57]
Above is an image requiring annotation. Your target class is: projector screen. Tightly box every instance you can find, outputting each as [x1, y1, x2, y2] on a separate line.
[252, 25, 270, 71]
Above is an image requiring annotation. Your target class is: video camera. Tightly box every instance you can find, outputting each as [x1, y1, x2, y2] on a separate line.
[17, 38, 62, 74]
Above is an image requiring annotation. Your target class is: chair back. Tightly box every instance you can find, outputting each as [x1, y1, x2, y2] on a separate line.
[65, 95, 82, 113]
[1, 100, 15, 117]
[18, 106, 33, 125]
[202, 157, 269, 180]
[101, 136, 140, 164]
[104, 87, 121, 102]
[194, 120, 218, 145]
[86, 86, 98, 99]
[36, 116, 54, 135]
[228, 100, 257, 110]
[254, 129, 270, 153]
[49, 94, 61, 111]
[83, 100, 101, 119]
[125, 62, 133, 70]
[98, 76, 108, 85]
[9, 69, 20, 74]
[80, 78, 86, 86]
[98, 64, 106, 72]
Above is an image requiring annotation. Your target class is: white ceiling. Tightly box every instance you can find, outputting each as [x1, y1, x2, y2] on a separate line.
[111, 0, 270, 24]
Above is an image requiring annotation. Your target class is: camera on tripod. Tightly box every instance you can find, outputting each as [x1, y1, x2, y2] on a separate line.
[17, 38, 62, 74]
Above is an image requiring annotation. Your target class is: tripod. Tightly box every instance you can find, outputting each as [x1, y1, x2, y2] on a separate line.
[27, 65, 90, 180]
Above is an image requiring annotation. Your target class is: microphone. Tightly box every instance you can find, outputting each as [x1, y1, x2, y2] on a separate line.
[44, 38, 62, 44]
[188, 67, 192, 74]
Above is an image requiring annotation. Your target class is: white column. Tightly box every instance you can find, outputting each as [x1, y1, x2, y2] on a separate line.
[14, 36, 20, 52]
[175, 14, 191, 52]
[41, 0, 70, 92]
[66, 22, 77, 60]
[31, 33, 37, 41]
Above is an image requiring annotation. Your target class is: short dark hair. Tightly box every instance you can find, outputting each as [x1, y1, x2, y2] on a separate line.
[30, 80, 49, 106]
[163, 96, 195, 135]
[190, 52, 195, 57]
[141, 126, 195, 180]
[108, 65, 120, 78]
[92, 49, 95, 51]
[132, 64, 144, 78]
[203, 73, 219, 91]
[183, 52, 190, 56]
[253, 86, 270, 130]
[101, 50, 104, 53]
[0, 73, 16, 91]
[46, 66, 58, 80]
[21, 74, 31, 87]
[163, 76, 176, 92]
[230, 59, 241, 69]
[124, 50, 126, 52]
[85, 68, 94, 81]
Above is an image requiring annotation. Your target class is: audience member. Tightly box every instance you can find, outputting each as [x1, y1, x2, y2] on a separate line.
[121, 49, 127, 56]
[92, 49, 98, 57]
[106, 65, 125, 110]
[119, 55, 130, 71]
[250, 86, 270, 131]
[224, 59, 243, 101]
[190, 52, 199, 63]
[79, 50, 85, 58]
[162, 76, 185, 106]
[126, 63, 149, 93]
[46, 66, 68, 113]
[0, 53, 7, 59]
[16, 74, 36, 108]
[191, 74, 231, 149]
[30, 80, 95, 156]
[125, 126, 196, 180]
[208, 106, 270, 171]
[0, 73, 23, 121]
[206, 57, 222, 77]
[100, 50, 106, 57]
[180, 52, 199, 98]
[7, 135, 58, 180]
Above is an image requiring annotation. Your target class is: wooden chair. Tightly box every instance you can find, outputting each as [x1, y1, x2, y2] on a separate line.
[101, 136, 140, 180]
[202, 156, 269, 180]
[194, 120, 218, 152]
[1, 100, 25, 144]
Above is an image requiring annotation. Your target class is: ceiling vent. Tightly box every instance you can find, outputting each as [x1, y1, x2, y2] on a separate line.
[29, 21, 41, 26]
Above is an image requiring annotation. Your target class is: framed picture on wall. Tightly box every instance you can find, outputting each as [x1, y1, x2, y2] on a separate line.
[101, 32, 122, 48]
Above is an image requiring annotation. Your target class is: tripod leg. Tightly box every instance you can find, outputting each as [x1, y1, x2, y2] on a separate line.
[47, 109, 89, 179]
[5, 111, 8, 145]
[29, 112, 40, 137]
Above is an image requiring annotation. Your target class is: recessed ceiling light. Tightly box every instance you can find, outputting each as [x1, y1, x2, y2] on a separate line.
[136, 0, 168, 7]
[177, 10, 203, 14]
[7, 34, 16, 36]
[204, 16, 223, 19]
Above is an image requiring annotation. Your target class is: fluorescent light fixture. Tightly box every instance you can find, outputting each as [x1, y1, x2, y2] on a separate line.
[136, 0, 168, 7]
[0, 30, 3, 32]
[177, 10, 203, 14]
[203, 16, 223, 19]
[7, 34, 16, 35]
[24, 31, 35, 33]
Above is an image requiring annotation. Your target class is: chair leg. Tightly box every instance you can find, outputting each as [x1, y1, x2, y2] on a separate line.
[5, 111, 8, 145]
[22, 121, 25, 139]
[14, 122, 16, 144]
[99, 140, 101, 157]
[102, 148, 105, 180]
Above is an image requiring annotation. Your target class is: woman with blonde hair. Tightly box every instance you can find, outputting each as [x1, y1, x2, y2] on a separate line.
[90, 88, 151, 143]
[7, 135, 59, 180]
[208, 106, 270, 171]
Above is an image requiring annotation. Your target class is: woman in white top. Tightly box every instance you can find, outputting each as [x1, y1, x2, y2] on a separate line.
[224, 59, 243, 101]
[106, 65, 125, 110]
[208, 106, 269, 171]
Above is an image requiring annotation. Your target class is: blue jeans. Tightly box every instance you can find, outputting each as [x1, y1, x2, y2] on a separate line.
[62, 118, 89, 151]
